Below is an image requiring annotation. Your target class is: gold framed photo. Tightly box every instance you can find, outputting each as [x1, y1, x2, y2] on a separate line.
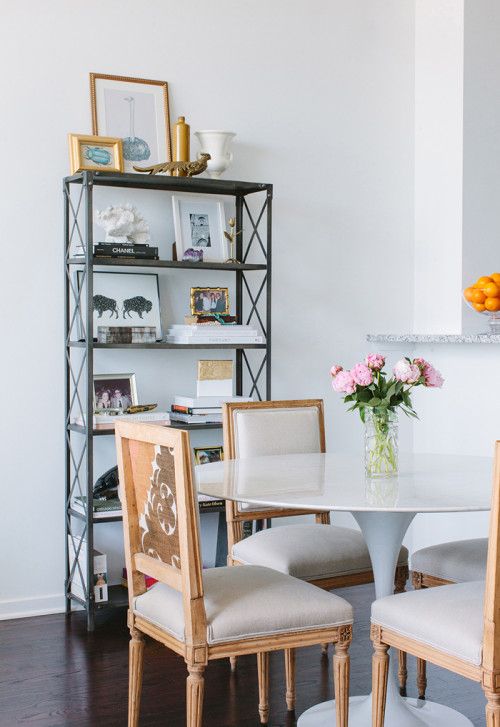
[194, 446, 224, 465]
[68, 134, 123, 175]
[90, 73, 171, 173]
[190, 287, 230, 316]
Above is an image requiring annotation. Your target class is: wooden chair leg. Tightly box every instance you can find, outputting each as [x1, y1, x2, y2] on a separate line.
[372, 641, 390, 727]
[321, 643, 329, 655]
[417, 657, 427, 700]
[394, 565, 408, 696]
[485, 690, 500, 727]
[128, 629, 144, 727]
[284, 648, 296, 711]
[186, 665, 205, 727]
[333, 641, 350, 727]
[229, 656, 237, 671]
[257, 652, 270, 724]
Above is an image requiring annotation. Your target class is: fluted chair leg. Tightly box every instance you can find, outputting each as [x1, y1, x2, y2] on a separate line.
[284, 648, 296, 711]
[372, 641, 390, 727]
[485, 690, 500, 727]
[257, 652, 270, 724]
[333, 641, 350, 727]
[186, 665, 205, 727]
[394, 565, 408, 696]
[128, 629, 144, 727]
[417, 657, 427, 699]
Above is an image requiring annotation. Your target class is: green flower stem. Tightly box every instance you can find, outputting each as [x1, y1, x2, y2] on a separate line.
[365, 409, 398, 478]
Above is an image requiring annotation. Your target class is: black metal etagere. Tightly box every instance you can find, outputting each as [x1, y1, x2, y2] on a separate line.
[64, 171, 272, 630]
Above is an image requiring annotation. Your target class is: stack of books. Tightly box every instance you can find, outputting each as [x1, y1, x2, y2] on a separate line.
[73, 410, 170, 430]
[73, 496, 122, 519]
[73, 242, 159, 259]
[97, 326, 157, 344]
[170, 395, 252, 425]
[166, 324, 263, 345]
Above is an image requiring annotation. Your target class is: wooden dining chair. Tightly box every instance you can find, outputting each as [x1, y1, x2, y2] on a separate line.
[371, 442, 500, 727]
[222, 399, 409, 705]
[408, 538, 487, 699]
[115, 420, 354, 727]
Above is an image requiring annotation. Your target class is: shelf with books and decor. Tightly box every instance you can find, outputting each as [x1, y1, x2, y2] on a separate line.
[64, 171, 272, 630]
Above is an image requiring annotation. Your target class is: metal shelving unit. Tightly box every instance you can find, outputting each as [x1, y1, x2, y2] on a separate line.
[64, 171, 272, 630]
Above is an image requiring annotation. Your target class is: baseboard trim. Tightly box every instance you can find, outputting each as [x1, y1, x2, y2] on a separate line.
[0, 593, 65, 620]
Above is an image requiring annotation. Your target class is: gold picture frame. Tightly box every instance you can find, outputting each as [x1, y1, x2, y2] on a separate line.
[68, 134, 123, 175]
[194, 446, 224, 465]
[190, 287, 230, 316]
[90, 73, 171, 172]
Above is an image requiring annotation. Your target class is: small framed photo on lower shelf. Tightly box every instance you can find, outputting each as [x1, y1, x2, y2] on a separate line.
[194, 446, 224, 465]
[94, 373, 138, 412]
[190, 287, 229, 316]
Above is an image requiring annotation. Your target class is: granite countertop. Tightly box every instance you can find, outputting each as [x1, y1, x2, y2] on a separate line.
[366, 333, 500, 344]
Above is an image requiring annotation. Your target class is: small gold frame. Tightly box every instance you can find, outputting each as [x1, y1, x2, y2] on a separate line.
[190, 287, 230, 317]
[193, 446, 224, 465]
[90, 72, 172, 162]
[68, 133, 124, 175]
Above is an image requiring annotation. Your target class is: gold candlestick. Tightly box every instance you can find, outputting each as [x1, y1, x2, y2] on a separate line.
[224, 217, 241, 263]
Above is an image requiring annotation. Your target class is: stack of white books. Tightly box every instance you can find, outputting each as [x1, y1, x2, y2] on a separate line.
[166, 324, 263, 345]
[170, 395, 252, 424]
[73, 410, 171, 430]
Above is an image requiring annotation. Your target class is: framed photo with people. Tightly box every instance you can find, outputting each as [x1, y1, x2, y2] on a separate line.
[190, 287, 229, 316]
[93, 373, 138, 413]
[193, 446, 224, 465]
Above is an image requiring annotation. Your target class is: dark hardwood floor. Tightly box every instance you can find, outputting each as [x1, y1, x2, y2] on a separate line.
[0, 583, 486, 726]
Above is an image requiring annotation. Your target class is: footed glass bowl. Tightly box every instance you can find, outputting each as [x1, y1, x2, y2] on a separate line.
[466, 302, 500, 333]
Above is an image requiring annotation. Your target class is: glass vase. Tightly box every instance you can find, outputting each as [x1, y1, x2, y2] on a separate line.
[364, 408, 398, 478]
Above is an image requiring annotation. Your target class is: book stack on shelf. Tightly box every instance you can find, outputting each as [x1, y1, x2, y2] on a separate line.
[170, 360, 252, 425]
[73, 495, 122, 519]
[74, 242, 159, 259]
[73, 409, 170, 430]
[166, 323, 263, 345]
[97, 326, 157, 344]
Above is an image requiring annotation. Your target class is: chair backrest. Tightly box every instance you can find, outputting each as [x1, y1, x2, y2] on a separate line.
[482, 441, 500, 675]
[115, 421, 206, 647]
[223, 400, 329, 548]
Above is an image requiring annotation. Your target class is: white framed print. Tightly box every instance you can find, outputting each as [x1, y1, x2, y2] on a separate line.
[172, 194, 228, 262]
[90, 73, 171, 173]
[76, 271, 163, 340]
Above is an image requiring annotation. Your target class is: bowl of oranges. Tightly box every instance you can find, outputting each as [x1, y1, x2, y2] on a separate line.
[464, 274, 500, 331]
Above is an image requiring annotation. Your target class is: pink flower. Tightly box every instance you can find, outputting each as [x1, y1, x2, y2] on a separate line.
[422, 364, 444, 388]
[393, 359, 420, 383]
[332, 370, 356, 395]
[413, 357, 429, 370]
[351, 363, 373, 387]
[330, 364, 343, 377]
[365, 353, 385, 371]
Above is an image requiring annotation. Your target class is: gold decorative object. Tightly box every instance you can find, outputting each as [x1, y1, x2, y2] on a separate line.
[173, 116, 190, 177]
[133, 153, 210, 177]
[125, 404, 158, 414]
[68, 134, 123, 175]
[198, 360, 233, 381]
[224, 217, 241, 263]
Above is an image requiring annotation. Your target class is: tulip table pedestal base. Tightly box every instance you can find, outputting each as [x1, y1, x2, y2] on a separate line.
[298, 511, 473, 727]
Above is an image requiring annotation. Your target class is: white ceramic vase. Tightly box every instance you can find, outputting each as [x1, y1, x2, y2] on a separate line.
[193, 130, 236, 178]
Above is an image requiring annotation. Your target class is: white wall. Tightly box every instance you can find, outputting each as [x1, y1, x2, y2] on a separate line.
[0, 0, 415, 617]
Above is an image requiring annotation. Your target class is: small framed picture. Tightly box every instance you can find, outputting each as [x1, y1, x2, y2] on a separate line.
[76, 271, 163, 339]
[194, 446, 224, 465]
[172, 194, 228, 262]
[68, 134, 123, 175]
[90, 73, 171, 173]
[94, 373, 138, 412]
[191, 287, 229, 316]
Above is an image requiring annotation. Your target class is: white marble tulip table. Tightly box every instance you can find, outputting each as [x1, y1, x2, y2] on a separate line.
[196, 451, 493, 727]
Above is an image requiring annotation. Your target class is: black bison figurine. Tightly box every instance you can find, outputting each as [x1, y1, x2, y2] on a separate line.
[93, 294, 119, 318]
[123, 296, 153, 319]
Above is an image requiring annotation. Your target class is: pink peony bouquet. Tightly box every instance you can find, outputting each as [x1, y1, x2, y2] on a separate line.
[330, 354, 443, 421]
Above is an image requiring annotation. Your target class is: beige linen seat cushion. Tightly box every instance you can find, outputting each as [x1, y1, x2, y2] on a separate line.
[372, 580, 484, 666]
[134, 565, 353, 645]
[232, 523, 408, 581]
[411, 538, 487, 582]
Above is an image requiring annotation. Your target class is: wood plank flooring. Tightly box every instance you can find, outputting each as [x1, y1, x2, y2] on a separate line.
[0, 583, 486, 726]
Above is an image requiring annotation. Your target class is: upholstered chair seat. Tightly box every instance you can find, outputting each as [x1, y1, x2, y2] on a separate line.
[372, 581, 484, 666]
[233, 523, 409, 582]
[134, 564, 353, 645]
[412, 538, 487, 584]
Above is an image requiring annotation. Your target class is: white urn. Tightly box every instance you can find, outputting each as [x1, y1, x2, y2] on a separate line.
[193, 130, 236, 178]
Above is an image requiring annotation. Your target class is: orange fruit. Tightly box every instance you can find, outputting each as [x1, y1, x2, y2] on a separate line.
[484, 282, 500, 298]
[485, 297, 500, 312]
[473, 302, 486, 312]
[491, 273, 500, 286]
[471, 289, 486, 304]
[476, 276, 493, 288]
[464, 286, 476, 302]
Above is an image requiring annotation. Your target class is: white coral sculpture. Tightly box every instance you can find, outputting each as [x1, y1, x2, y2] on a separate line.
[95, 204, 150, 245]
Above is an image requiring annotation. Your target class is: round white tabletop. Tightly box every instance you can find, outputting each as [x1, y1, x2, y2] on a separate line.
[196, 452, 493, 727]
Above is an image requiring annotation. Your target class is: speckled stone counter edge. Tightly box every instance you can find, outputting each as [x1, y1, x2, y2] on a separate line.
[367, 333, 500, 344]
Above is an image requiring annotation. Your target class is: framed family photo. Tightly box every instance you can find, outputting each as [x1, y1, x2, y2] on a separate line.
[94, 373, 137, 412]
[193, 446, 224, 465]
[190, 287, 229, 316]
[90, 73, 171, 173]
[76, 271, 163, 339]
[68, 134, 123, 175]
[172, 194, 228, 262]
